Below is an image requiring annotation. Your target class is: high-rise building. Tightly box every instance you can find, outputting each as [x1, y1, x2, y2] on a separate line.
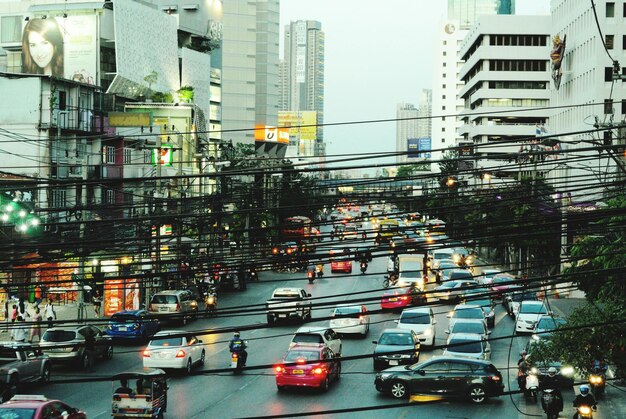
[449, 0, 515, 28]
[280, 20, 325, 156]
[417, 89, 433, 139]
[396, 103, 419, 163]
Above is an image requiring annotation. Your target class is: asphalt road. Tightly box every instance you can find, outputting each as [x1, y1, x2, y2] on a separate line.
[26, 232, 622, 419]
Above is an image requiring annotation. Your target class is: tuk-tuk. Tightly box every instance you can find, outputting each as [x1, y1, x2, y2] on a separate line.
[112, 368, 168, 418]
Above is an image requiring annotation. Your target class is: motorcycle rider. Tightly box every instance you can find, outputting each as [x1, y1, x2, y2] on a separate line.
[517, 351, 530, 391]
[315, 263, 324, 277]
[540, 366, 564, 414]
[572, 385, 597, 419]
[229, 332, 247, 366]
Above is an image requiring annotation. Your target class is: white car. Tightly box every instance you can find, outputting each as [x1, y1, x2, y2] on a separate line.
[329, 304, 370, 337]
[290, 326, 342, 355]
[429, 248, 455, 270]
[143, 331, 205, 374]
[447, 304, 487, 333]
[445, 319, 490, 340]
[478, 269, 500, 285]
[443, 332, 491, 360]
[395, 307, 437, 346]
[515, 301, 550, 334]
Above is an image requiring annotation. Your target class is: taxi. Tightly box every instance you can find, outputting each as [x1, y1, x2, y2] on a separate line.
[380, 285, 426, 311]
[0, 395, 86, 418]
[274, 344, 341, 392]
[330, 249, 352, 273]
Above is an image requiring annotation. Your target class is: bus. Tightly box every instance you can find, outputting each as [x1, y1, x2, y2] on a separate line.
[378, 218, 400, 242]
[280, 216, 312, 241]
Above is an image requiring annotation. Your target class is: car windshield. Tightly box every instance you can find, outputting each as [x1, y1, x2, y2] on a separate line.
[450, 272, 472, 281]
[449, 339, 483, 354]
[42, 330, 77, 342]
[493, 276, 512, 284]
[511, 292, 536, 302]
[285, 350, 320, 362]
[151, 337, 182, 347]
[440, 262, 457, 270]
[0, 408, 37, 418]
[434, 252, 453, 260]
[451, 322, 485, 335]
[400, 312, 430, 324]
[151, 295, 177, 304]
[440, 281, 459, 289]
[467, 299, 491, 308]
[0, 349, 18, 364]
[293, 334, 323, 344]
[111, 314, 139, 323]
[379, 333, 413, 346]
[520, 303, 547, 314]
[334, 307, 361, 316]
[454, 308, 484, 319]
[536, 318, 564, 330]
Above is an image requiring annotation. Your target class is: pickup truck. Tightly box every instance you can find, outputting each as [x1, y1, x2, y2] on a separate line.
[266, 288, 312, 325]
[0, 343, 51, 402]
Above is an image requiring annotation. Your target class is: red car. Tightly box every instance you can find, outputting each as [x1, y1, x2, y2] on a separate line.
[380, 285, 426, 311]
[0, 395, 86, 419]
[274, 344, 341, 392]
[330, 250, 352, 273]
[490, 273, 517, 299]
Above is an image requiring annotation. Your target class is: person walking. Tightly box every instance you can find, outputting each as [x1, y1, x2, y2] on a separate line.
[10, 305, 17, 323]
[11, 316, 28, 343]
[92, 290, 102, 318]
[29, 307, 43, 343]
[43, 301, 56, 328]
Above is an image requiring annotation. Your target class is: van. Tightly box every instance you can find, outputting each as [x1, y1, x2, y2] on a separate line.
[430, 248, 455, 270]
[149, 290, 199, 325]
[397, 254, 427, 289]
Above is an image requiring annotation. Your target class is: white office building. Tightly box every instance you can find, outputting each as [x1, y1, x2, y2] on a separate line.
[396, 103, 419, 163]
[417, 89, 433, 139]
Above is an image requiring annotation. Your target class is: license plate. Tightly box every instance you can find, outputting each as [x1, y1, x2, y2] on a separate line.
[388, 298, 397, 302]
[292, 369, 304, 375]
[389, 360, 399, 366]
[158, 352, 168, 359]
[159, 307, 168, 312]
[278, 314, 286, 318]
[118, 326, 127, 331]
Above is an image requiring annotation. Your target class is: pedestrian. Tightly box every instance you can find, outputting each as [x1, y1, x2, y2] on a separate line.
[44, 301, 56, 328]
[10, 305, 17, 323]
[11, 316, 28, 342]
[92, 290, 102, 318]
[30, 307, 42, 343]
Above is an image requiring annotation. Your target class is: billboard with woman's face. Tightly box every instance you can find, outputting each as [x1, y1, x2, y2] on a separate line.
[22, 16, 97, 84]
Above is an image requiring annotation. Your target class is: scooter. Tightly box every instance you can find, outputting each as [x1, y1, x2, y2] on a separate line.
[231, 351, 246, 374]
[307, 269, 316, 284]
[525, 368, 539, 402]
[589, 370, 606, 399]
[204, 288, 217, 314]
[575, 404, 596, 419]
[541, 389, 563, 419]
[315, 264, 324, 278]
[248, 268, 259, 281]
[360, 261, 368, 274]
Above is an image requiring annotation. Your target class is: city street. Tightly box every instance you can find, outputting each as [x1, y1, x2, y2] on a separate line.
[23, 236, 623, 419]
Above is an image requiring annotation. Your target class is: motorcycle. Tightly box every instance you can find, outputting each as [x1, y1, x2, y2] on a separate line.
[204, 288, 217, 314]
[541, 389, 563, 419]
[315, 264, 324, 278]
[575, 404, 596, 419]
[360, 261, 368, 274]
[307, 268, 316, 284]
[589, 371, 606, 399]
[382, 274, 398, 289]
[524, 368, 539, 402]
[248, 268, 259, 282]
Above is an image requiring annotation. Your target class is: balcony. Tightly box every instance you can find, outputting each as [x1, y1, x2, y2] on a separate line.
[101, 165, 123, 179]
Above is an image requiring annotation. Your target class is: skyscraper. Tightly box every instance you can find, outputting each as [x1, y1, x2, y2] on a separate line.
[417, 89, 433, 139]
[280, 20, 325, 156]
[448, 0, 515, 28]
[396, 103, 419, 163]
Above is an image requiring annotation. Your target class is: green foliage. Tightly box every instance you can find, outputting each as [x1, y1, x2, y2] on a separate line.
[438, 147, 459, 176]
[177, 86, 194, 103]
[144, 71, 158, 89]
[151, 91, 174, 103]
[396, 163, 431, 177]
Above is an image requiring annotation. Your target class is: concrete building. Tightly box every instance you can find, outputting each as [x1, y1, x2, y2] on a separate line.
[458, 15, 551, 182]
[548, 0, 626, 201]
[448, 0, 515, 27]
[396, 103, 419, 163]
[417, 89, 433, 139]
[280, 20, 325, 157]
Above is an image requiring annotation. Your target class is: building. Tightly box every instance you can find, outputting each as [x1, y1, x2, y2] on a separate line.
[396, 103, 419, 164]
[430, 0, 514, 169]
[548, 0, 626, 201]
[417, 89, 433, 139]
[280, 20, 325, 157]
[457, 15, 551, 183]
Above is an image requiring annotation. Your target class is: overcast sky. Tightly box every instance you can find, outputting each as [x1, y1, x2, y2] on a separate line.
[280, 0, 551, 162]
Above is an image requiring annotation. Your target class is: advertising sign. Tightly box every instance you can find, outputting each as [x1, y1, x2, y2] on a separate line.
[104, 278, 139, 316]
[21, 16, 97, 84]
[407, 138, 420, 159]
[254, 125, 289, 144]
[152, 145, 174, 166]
[418, 138, 432, 158]
[278, 111, 317, 141]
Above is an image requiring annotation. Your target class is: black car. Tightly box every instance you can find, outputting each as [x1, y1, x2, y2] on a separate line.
[354, 247, 373, 262]
[372, 328, 420, 370]
[374, 356, 504, 403]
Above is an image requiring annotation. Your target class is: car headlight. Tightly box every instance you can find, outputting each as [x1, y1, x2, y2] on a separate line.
[531, 367, 538, 375]
[561, 366, 574, 376]
[532, 334, 539, 341]
[423, 328, 432, 336]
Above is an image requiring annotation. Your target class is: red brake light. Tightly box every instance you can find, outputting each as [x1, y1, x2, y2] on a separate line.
[400, 296, 408, 301]
[275, 365, 283, 373]
[488, 374, 501, 382]
[313, 367, 324, 375]
[358, 315, 364, 321]
[176, 303, 181, 311]
[287, 248, 293, 254]
[272, 247, 279, 254]
[142, 350, 151, 358]
[176, 349, 186, 358]
[296, 358, 306, 364]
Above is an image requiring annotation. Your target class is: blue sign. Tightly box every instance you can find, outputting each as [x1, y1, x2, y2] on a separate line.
[407, 138, 421, 159]
[418, 138, 431, 159]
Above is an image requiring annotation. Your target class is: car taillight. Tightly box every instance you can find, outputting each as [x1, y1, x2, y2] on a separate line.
[72, 345, 81, 352]
[400, 296, 408, 301]
[272, 247, 279, 254]
[275, 365, 283, 373]
[176, 350, 186, 358]
[358, 315, 364, 321]
[312, 367, 324, 375]
[143, 350, 151, 358]
[488, 374, 501, 382]
[287, 248, 293, 254]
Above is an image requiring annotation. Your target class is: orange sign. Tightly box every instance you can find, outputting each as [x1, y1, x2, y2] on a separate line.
[254, 125, 289, 144]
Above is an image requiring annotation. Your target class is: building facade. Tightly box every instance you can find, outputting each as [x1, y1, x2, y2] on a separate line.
[417, 89, 433, 139]
[396, 103, 419, 163]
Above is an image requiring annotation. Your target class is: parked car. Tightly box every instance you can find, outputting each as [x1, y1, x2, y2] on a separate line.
[104, 310, 160, 340]
[274, 344, 341, 392]
[372, 328, 420, 370]
[39, 324, 113, 370]
[148, 290, 199, 325]
[443, 332, 491, 360]
[142, 331, 205, 374]
[532, 315, 566, 341]
[0, 395, 86, 418]
[329, 304, 370, 337]
[515, 301, 550, 334]
[381, 285, 426, 311]
[446, 319, 490, 341]
[432, 280, 478, 302]
[395, 307, 437, 346]
[290, 327, 342, 356]
[374, 356, 504, 402]
[463, 296, 496, 327]
[0, 343, 51, 395]
[447, 304, 487, 333]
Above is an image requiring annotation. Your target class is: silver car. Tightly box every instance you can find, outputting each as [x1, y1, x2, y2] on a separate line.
[443, 332, 491, 360]
[0, 343, 51, 398]
[40, 324, 113, 370]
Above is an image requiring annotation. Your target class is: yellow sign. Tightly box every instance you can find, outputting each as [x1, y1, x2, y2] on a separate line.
[109, 112, 151, 127]
[254, 125, 289, 144]
[278, 111, 317, 141]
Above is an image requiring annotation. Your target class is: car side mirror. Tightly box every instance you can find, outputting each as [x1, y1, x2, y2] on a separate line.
[485, 347, 491, 353]
[417, 369, 425, 376]
[432, 320, 437, 325]
[372, 341, 377, 345]
[394, 319, 399, 323]
[307, 293, 312, 297]
[446, 313, 452, 318]
[198, 340, 203, 344]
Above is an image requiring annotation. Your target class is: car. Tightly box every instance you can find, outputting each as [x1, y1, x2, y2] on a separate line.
[104, 310, 161, 340]
[39, 324, 113, 370]
[432, 280, 478, 301]
[443, 332, 491, 360]
[532, 315, 566, 341]
[374, 356, 504, 402]
[290, 327, 342, 355]
[343, 223, 359, 239]
[447, 304, 487, 333]
[515, 301, 550, 334]
[490, 273, 518, 299]
[148, 290, 199, 325]
[353, 247, 373, 262]
[272, 241, 300, 256]
[445, 319, 491, 340]
[395, 307, 437, 346]
[330, 249, 353, 273]
[372, 328, 420, 370]
[434, 260, 457, 283]
[429, 248, 455, 270]
[142, 331, 205, 374]
[381, 285, 426, 311]
[448, 269, 475, 282]
[0, 344, 51, 391]
[504, 289, 538, 317]
[463, 296, 496, 327]
[274, 344, 341, 392]
[0, 395, 86, 418]
[478, 269, 501, 285]
[329, 304, 370, 337]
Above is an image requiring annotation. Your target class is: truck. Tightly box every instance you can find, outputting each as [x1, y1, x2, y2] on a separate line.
[397, 254, 428, 290]
[266, 287, 312, 325]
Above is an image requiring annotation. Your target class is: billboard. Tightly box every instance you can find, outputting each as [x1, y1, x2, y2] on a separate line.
[278, 111, 318, 141]
[254, 125, 289, 144]
[407, 138, 431, 159]
[21, 16, 97, 84]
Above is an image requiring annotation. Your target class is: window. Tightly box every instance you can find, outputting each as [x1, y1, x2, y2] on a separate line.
[442, 127, 446, 132]
[123, 148, 132, 164]
[105, 189, 115, 204]
[604, 99, 613, 114]
[624, 3, 626, 17]
[606, 35, 614, 49]
[443, 51, 447, 56]
[1, 16, 21, 43]
[442, 95, 446, 99]
[605, 67, 614, 82]
[623, 35, 626, 50]
[606, 2, 615, 17]
[103, 146, 115, 164]
[51, 190, 66, 208]
[442, 84, 446, 89]
[443, 40, 447, 45]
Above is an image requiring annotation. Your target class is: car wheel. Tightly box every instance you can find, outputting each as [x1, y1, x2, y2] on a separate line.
[320, 375, 330, 392]
[186, 358, 193, 375]
[389, 380, 409, 399]
[199, 350, 206, 366]
[3, 375, 18, 402]
[40, 363, 51, 383]
[468, 384, 487, 403]
[104, 345, 114, 360]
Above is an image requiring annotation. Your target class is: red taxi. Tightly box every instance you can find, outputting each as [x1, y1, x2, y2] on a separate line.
[0, 395, 86, 419]
[330, 250, 352, 273]
[381, 285, 426, 311]
[274, 345, 341, 392]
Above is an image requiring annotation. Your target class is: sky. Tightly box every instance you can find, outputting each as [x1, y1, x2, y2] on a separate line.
[280, 0, 551, 162]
